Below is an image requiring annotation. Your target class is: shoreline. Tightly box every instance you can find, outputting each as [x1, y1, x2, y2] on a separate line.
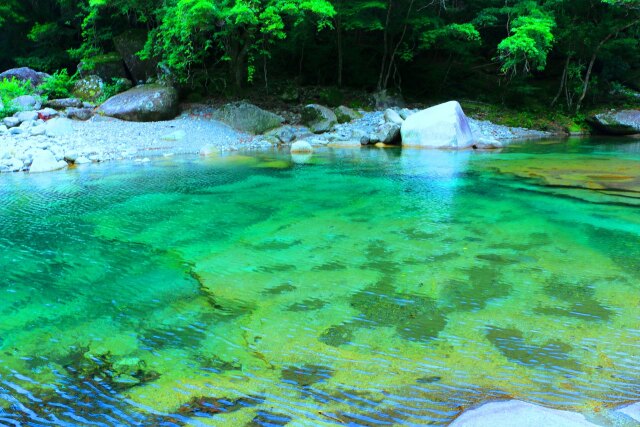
[1, 103, 562, 174]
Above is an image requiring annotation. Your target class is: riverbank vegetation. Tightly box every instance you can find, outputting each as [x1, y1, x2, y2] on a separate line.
[1, 0, 639, 117]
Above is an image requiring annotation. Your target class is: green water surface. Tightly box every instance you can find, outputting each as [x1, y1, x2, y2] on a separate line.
[0, 139, 639, 426]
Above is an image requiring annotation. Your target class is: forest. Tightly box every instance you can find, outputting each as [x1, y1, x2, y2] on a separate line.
[1, 0, 639, 113]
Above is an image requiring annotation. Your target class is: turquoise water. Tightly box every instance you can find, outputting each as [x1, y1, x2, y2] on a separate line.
[0, 139, 639, 426]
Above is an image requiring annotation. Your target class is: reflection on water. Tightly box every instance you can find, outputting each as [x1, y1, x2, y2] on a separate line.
[0, 138, 639, 426]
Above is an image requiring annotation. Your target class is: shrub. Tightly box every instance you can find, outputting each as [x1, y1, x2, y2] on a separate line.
[39, 69, 76, 99]
[0, 77, 33, 118]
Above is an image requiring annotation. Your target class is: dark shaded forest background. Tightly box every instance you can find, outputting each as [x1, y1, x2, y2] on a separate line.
[1, 0, 639, 112]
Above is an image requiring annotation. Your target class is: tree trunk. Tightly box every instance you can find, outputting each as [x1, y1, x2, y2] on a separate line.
[336, 17, 343, 87]
[377, 0, 393, 91]
[551, 55, 570, 107]
[576, 18, 640, 112]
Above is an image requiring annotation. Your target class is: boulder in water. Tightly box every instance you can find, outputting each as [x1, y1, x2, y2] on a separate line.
[301, 104, 337, 133]
[29, 150, 68, 173]
[588, 109, 640, 135]
[290, 140, 313, 153]
[211, 102, 284, 134]
[97, 84, 178, 122]
[401, 101, 474, 149]
[0, 67, 50, 86]
[450, 400, 602, 427]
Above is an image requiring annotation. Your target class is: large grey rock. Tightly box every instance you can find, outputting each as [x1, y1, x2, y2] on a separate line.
[211, 102, 284, 134]
[334, 106, 362, 124]
[97, 84, 178, 122]
[301, 104, 337, 133]
[29, 150, 67, 173]
[384, 108, 404, 125]
[15, 111, 38, 123]
[588, 110, 640, 135]
[78, 52, 128, 81]
[449, 400, 602, 427]
[11, 95, 41, 110]
[0, 67, 50, 86]
[114, 30, 158, 83]
[45, 98, 83, 109]
[401, 101, 474, 149]
[3, 117, 20, 128]
[66, 107, 94, 121]
[370, 123, 401, 144]
[73, 75, 105, 102]
[45, 118, 74, 137]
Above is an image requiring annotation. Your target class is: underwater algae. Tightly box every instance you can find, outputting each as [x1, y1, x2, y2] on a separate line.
[0, 141, 639, 425]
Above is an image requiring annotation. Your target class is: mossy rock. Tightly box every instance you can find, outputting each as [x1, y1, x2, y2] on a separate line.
[72, 75, 105, 102]
[114, 30, 159, 83]
[78, 52, 128, 81]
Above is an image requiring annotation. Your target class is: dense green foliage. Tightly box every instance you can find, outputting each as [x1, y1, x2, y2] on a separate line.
[1, 0, 639, 109]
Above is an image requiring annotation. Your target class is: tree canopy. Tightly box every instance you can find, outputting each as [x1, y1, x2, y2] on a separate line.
[1, 0, 639, 109]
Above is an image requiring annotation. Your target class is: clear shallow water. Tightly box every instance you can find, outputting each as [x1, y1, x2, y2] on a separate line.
[0, 138, 639, 426]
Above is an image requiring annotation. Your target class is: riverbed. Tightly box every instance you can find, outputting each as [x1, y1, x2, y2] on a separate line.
[0, 138, 638, 426]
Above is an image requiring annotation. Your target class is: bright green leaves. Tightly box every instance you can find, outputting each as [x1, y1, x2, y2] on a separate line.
[497, 9, 556, 75]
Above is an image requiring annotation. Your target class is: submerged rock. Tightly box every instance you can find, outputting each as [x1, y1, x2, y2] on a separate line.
[301, 104, 337, 133]
[616, 402, 640, 422]
[98, 84, 178, 122]
[450, 400, 602, 427]
[30, 150, 67, 173]
[211, 102, 284, 134]
[588, 109, 640, 135]
[401, 101, 474, 149]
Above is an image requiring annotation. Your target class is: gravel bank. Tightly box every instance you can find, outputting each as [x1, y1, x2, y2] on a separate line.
[0, 104, 556, 174]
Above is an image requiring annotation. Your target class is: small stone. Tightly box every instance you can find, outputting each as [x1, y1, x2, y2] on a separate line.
[290, 140, 313, 153]
[399, 108, 414, 120]
[30, 125, 46, 136]
[66, 107, 94, 121]
[74, 156, 91, 164]
[45, 118, 74, 137]
[3, 117, 20, 128]
[37, 108, 59, 120]
[29, 150, 67, 173]
[384, 108, 404, 125]
[334, 106, 362, 124]
[9, 127, 25, 135]
[160, 130, 186, 141]
[11, 95, 41, 110]
[15, 111, 39, 123]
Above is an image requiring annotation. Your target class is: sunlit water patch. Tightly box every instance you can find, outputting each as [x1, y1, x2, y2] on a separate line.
[0, 138, 639, 426]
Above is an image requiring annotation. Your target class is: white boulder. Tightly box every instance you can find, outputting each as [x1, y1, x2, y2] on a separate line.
[45, 118, 74, 137]
[401, 101, 474, 149]
[290, 140, 313, 153]
[449, 400, 602, 427]
[29, 150, 68, 173]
